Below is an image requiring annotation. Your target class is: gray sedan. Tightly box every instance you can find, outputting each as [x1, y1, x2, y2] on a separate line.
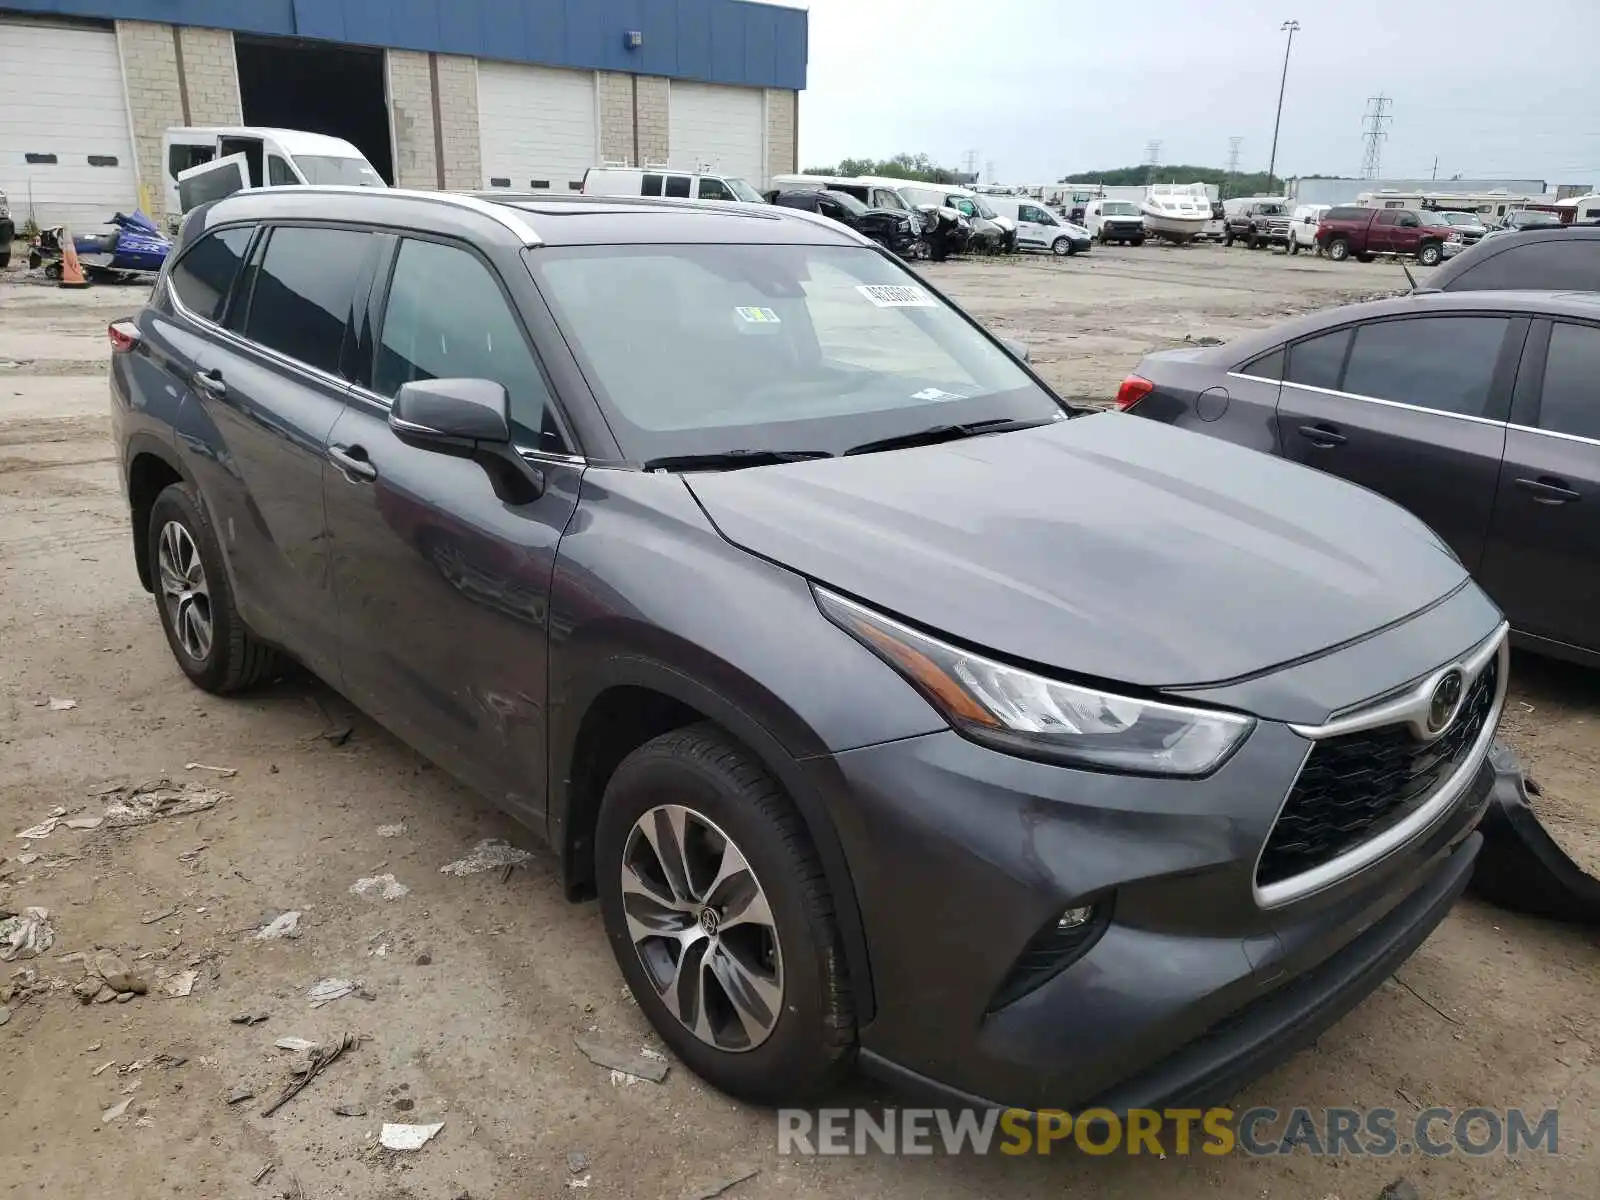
[1121, 289, 1600, 666]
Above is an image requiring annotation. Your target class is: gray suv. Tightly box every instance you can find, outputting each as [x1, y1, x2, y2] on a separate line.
[112, 186, 1514, 1114]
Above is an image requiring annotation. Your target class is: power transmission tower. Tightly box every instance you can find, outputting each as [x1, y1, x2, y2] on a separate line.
[962, 149, 979, 179]
[1145, 140, 1162, 185]
[1360, 95, 1392, 180]
[1226, 137, 1243, 176]
[985, 159, 995, 184]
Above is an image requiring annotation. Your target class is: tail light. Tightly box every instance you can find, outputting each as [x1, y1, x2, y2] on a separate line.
[107, 320, 140, 353]
[1115, 375, 1154, 411]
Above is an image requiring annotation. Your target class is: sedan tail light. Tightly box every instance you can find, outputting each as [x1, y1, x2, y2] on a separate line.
[107, 320, 141, 353]
[1115, 375, 1154, 411]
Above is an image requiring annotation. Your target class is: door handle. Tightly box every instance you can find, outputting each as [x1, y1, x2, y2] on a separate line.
[329, 444, 378, 483]
[192, 368, 226, 398]
[1514, 476, 1580, 504]
[1297, 423, 1346, 448]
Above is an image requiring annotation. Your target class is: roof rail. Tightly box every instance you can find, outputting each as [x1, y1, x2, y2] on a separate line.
[283, 185, 543, 246]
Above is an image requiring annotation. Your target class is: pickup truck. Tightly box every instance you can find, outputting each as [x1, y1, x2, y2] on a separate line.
[1224, 200, 1291, 249]
[1315, 205, 1462, 266]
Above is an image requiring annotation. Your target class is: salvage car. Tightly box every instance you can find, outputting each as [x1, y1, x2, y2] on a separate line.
[1120, 289, 1600, 665]
[114, 187, 1512, 1114]
[765, 188, 918, 257]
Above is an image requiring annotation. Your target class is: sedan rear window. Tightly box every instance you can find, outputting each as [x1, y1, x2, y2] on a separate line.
[1535, 322, 1600, 440]
[1342, 317, 1509, 418]
[528, 244, 1062, 461]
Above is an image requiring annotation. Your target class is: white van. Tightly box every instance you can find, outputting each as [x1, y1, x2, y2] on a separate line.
[981, 196, 1092, 255]
[1083, 198, 1145, 245]
[580, 166, 764, 203]
[164, 127, 384, 226]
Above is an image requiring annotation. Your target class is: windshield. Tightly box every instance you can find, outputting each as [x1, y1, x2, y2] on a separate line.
[527, 244, 1063, 463]
[1512, 210, 1561, 226]
[969, 196, 999, 220]
[1102, 202, 1139, 216]
[293, 154, 384, 187]
[829, 191, 869, 216]
[726, 177, 764, 203]
[873, 190, 911, 212]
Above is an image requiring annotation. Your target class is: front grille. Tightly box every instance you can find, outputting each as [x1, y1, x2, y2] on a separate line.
[1257, 656, 1499, 887]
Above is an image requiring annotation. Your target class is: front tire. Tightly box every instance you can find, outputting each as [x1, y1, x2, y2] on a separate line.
[596, 724, 856, 1105]
[147, 483, 280, 693]
[1327, 237, 1351, 262]
[1418, 242, 1443, 267]
[1051, 236, 1070, 257]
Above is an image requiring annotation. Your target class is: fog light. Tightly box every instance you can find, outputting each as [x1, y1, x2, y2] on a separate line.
[1057, 906, 1093, 931]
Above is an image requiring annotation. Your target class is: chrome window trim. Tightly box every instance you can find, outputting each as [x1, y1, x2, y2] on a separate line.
[1277, 379, 1506, 427]
[1507, 422, 1600, 449]
[169, 288, 355, 396]
[1254, 622, 1508, 909]
[288, 186, 543, 246]
[1225, 370, 1281, 386]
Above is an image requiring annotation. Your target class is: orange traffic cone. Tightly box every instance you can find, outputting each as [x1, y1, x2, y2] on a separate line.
[58, 228, 90, 289]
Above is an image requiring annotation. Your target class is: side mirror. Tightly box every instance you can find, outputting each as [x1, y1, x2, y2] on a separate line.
[1000, 337, 1031, 363]
[390, 378, 511, 446]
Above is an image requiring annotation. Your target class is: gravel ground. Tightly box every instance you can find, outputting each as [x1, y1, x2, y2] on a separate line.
[1, 244, 1594, 1200]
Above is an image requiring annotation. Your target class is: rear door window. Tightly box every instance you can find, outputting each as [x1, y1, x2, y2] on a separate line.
[169, 226, 254, 323]
[1534, 322, 1600, 440]
[641, 173, 663, 196]
[665, 175, 691, 198]
[243, 226, 372, 377]
[1285, 328, 1352, 390]
[1341, 316, 1510, 417]
[1446, 240, 1600, 291]
[697, 177, 733, 201]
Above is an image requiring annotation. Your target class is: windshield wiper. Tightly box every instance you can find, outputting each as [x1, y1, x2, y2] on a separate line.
[842, 416, 1057, 457]
[643, 449, 833, 472]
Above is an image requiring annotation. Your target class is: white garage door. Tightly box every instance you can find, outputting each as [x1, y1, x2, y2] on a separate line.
[477, 62, 595, 194]
[668, 82, 764, 188]
[0, 19, 138, 230]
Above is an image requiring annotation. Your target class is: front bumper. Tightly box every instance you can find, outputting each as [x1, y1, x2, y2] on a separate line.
[813, 659, 1501, 1113]
[1441, 240, 1465, 258]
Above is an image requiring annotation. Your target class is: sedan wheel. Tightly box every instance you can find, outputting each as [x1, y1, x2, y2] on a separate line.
[620, 804, 783, 1052]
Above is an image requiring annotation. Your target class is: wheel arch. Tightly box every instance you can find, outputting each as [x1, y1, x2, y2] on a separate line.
[124, 435, 193, 593]
[551, 654, 878, 1024]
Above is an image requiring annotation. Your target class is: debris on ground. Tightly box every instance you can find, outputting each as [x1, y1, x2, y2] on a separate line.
[63, 816, 103, 830]
[1, 965, 56, 1007]
[376, 823, 406, 839]
[573, 1033, 670, 1083]
[159, 969, 198, 998]
[251, 1163, 274, 1186]
[0, 1005, 10, 1026]
[0, 907, 56, 961]
[226, 1086, 256, 1105]
[274, 1036, 318, 1053]
[686, 1168, 760, 1200]
[439, 839, 533, 878]
[102, 780, 225, 828]
[568, 1176, 591, 1190]
[100, 1097, 132, 1123]
[16, 816, 62, 840]
[380, 1121, 444, 1151]
[231, 1011, 271, 1026]
[567, 1150, 590, 1175]
[261, 1032, 356, 1117]
[92, 1060, 114, 1076]
[87, 951, 147, 997]
[252, 911, 303, 941]
[139, 905, 179, 925]
[48, 697, 78, 711]
[306, 978, 357, 1007]
[184, 761, 238, 778]
[334, 1103, 368, 1117]
[1379, 1180, 1421, 1200]
[349, 874, 409, 901]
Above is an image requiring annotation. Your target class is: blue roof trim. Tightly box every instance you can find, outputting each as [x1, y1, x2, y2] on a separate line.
[2, 0, 808, 89]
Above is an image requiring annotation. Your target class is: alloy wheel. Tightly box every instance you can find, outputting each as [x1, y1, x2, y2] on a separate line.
[157, 519, 213, 662]
[619, 803, 784, 1052]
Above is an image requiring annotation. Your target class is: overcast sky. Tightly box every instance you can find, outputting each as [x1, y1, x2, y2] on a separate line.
[774, 0, 1600, 186]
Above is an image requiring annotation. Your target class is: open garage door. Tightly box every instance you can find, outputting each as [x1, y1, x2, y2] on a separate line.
[478, 62, 595, 193]
[0, 18, 138, 230]
[668, 82, 764, 188]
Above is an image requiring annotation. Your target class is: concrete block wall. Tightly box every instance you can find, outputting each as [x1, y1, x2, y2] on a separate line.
[115, 21, 184, 217]
[636, 76, 670, 166]
[766, 88, 796, 182]
[432, 54, 483, 190]
[388, 50, 439, 189]
[177, 27, 241, 127]
[597, 72, 634, 165]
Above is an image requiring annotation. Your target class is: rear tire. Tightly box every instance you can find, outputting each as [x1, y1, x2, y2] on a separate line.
[147, 482, 281, 694]
[595, 723, 856, 1105]
[1327, 237, 1352, 262]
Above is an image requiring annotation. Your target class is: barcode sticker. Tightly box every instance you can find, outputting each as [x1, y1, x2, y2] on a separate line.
[857, 284, 936, 308]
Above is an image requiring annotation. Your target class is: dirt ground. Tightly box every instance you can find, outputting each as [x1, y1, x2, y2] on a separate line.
[1, 245, 1595, 1200]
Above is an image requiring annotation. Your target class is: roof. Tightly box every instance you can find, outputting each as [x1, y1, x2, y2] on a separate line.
[187, 187, 865, 250]
[172, 128, 366, 157]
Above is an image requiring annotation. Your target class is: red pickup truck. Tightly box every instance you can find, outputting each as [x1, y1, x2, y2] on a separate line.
[1315, 206, 1462, 266]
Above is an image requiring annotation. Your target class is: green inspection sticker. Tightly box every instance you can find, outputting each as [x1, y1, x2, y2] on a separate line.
[735, 306, 782, 323]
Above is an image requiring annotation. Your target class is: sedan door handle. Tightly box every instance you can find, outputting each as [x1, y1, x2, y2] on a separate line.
[1297, 423, 1346, 448]
[192, 368, 227, 398]
[329, 444, 378, 483]
[1514, 476, 1580, 504]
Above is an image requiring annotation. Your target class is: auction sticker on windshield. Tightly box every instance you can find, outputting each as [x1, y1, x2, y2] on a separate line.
[857, 284, 936, 308]
[735, 306, 781, 323]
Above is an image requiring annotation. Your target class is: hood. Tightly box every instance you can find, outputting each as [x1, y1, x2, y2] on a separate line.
[685, 415, 1468, 689]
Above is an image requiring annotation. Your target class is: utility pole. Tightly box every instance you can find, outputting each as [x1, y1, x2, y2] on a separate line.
[1360, 94, 1392, 180]
[1431, 155, 1439, 181]
[1266, 19, 1300, 189]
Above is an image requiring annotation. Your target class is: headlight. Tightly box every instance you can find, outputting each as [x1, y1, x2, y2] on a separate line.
[816, 589, 1254, 776]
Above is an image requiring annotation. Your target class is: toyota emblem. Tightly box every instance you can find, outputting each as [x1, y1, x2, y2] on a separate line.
[1426, 670, 1465, 736]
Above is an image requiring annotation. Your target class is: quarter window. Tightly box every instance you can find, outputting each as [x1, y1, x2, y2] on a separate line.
[243, 226, 372, 377]
[1241, 347, 1285, 381]
[1285, 328, 1351, 390]
[1342, 316, 1509, 418]
[1535, 323, 1600, 440]
[375, 238, 563, 451]
[267, 155, 298, 186]
[169, 226, 253, 323]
